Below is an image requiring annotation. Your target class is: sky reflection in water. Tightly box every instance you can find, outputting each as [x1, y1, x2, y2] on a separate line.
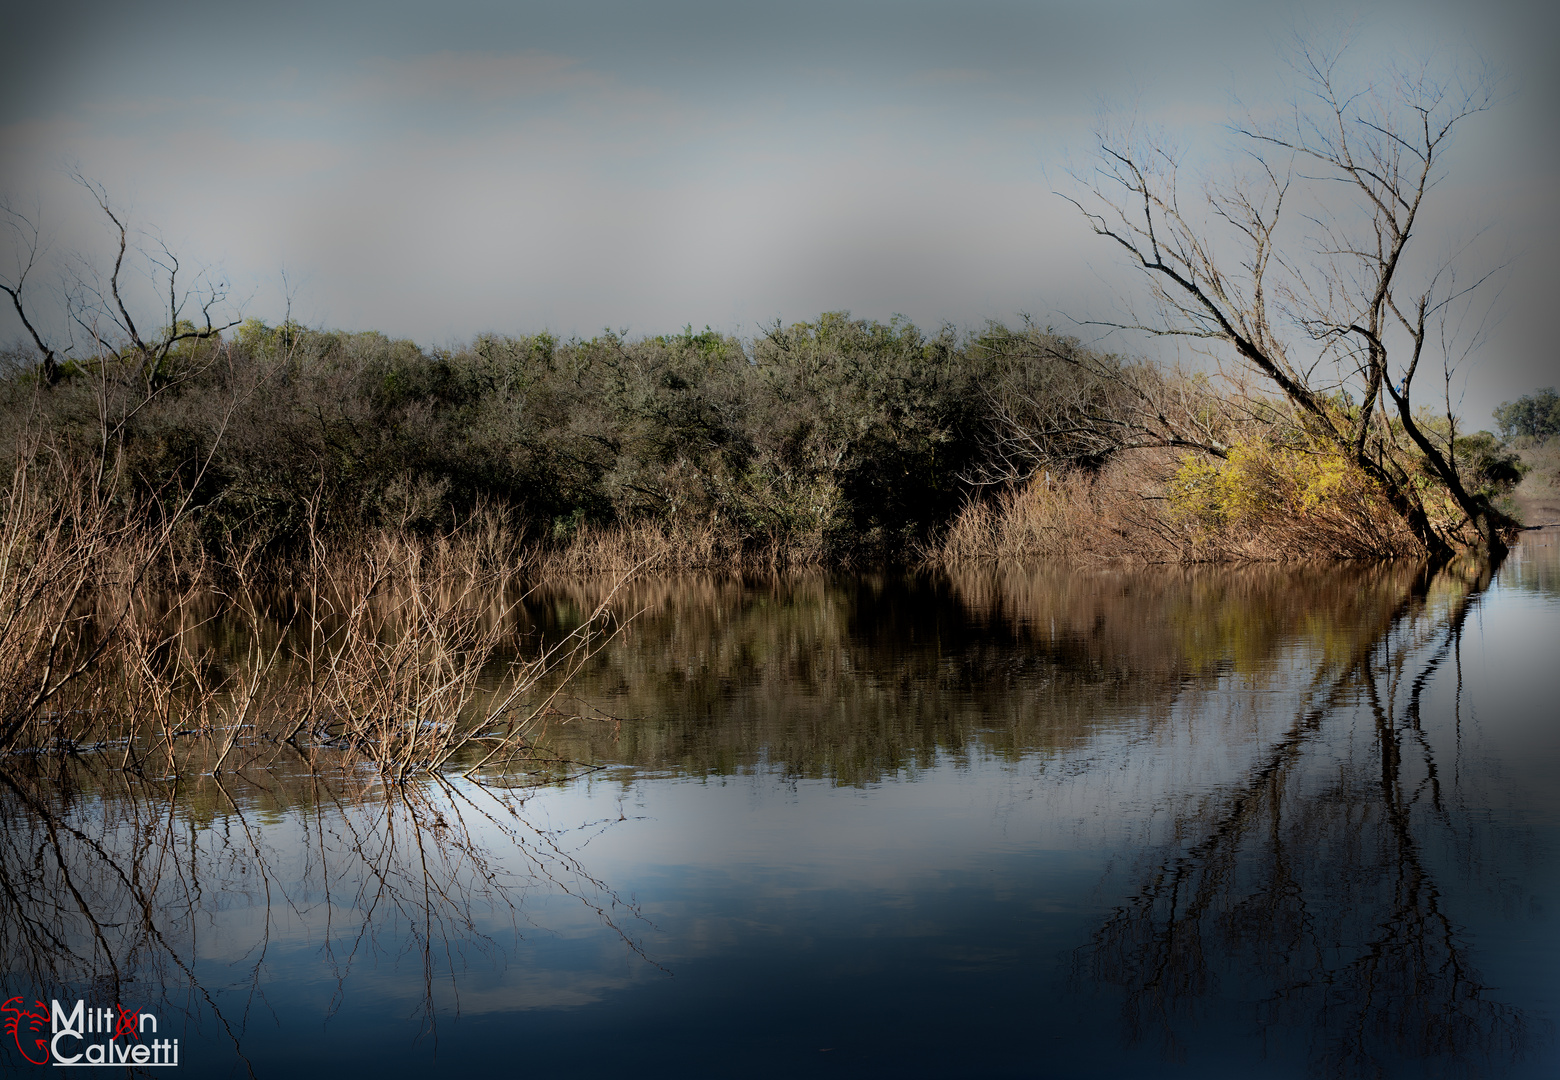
[3, 537, 1559, 1078]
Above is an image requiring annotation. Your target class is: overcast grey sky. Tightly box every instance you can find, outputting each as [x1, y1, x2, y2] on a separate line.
[2, 0, 1556, 423]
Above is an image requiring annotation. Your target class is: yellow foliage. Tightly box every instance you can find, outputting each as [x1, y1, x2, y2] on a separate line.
[1169, 437, 1383, 532]
[931, 440, 1423, 566]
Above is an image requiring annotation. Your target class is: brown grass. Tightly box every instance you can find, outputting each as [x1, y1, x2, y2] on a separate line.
[932, 447, 1423, 565]
[0, 421, 1434, 772]
[0, 450, 171, 755]
[0, 451, 623, 776]
[1511, 438, 1560, 528]
[936, 458, 1182, 563]
[281, 530, 624, 779]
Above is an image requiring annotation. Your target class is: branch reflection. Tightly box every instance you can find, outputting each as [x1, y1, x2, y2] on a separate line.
[1078, 557, 1536, 1075]
[0, 752, 648, 1073]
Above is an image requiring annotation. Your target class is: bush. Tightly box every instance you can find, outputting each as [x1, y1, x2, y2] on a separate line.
[1, 312, 1436, 571]
[5, 315, 1125, 567]
[1164, 434, 1417, 558]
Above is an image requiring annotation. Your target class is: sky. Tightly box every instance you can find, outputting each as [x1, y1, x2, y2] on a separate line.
[1, 0, 1556, 425]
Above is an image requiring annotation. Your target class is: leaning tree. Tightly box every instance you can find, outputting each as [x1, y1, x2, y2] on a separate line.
[1064, 42, 1511, 557]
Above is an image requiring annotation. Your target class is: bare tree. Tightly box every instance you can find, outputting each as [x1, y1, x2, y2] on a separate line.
[1064, 42, 1510, 557]
[0, 200, 62, 385]
[0, 184, 246, 752]
[971, 326, 1242, 488]
[65, 177, 240, 392]
[1, 178, 239, 392]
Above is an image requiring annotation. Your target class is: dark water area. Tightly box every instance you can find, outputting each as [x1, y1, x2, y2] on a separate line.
[4, 537, 1560, 1078]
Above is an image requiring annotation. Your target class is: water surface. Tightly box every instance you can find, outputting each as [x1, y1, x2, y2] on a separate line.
[4, 539, 1558, 1077]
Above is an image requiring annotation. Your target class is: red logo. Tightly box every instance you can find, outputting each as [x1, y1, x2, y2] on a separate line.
[2, 996, 48, 1065]
[113, 1003, 140, 1043]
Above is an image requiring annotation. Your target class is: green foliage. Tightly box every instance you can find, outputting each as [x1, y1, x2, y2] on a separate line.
[4, 313, 1152, 565]
[1451, 431, 1527, 498]
[746, 313, 983, 552]
[1493, 387, 1560, 441]
[40, 308, 1495, 564]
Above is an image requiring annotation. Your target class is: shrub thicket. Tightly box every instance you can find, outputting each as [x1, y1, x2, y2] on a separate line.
[3, 315, 1150, 568]
[4, 314, 1523, 571]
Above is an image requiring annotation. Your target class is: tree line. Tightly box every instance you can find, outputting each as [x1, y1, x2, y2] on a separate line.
[0, 308, 1535, 572]
[0, 39, 1540, 568]
[0, 313, 1203, 566]
[1494, 388, 1560, 442]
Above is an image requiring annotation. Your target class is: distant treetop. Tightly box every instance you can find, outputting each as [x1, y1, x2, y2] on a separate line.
[1493, 388, 1560, 441]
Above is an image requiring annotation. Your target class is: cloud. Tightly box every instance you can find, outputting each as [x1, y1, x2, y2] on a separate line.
[2, 7, 1556, 423]
[350, 49, 605, 103]
[911, 68, 994, 87]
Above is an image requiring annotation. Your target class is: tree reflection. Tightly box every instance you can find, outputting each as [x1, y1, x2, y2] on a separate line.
[1078, 557, 1535, 1076]
[0, 754, 648, 1073]
[519, 560, 1430, 784]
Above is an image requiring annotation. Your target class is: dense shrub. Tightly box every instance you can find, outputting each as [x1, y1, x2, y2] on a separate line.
[2, 315, 1147, 567]
[7, 313, 1499, 569]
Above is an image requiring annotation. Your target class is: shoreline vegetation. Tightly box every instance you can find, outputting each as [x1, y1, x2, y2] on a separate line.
[2, 314, 1533, 571]
[3, 45, 1548, 772]
[0, 313, 1547, 766]
[1, 43, 1552, 1078]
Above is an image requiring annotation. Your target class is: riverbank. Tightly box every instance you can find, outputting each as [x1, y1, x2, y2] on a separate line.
[1512, 438, 1560, 528]
[7, 313, 1520, 579]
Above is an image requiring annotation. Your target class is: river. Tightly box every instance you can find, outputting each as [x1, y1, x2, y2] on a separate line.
[3, 535, 1557, 1077]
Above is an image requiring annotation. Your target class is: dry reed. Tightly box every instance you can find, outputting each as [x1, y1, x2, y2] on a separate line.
[933, 447, 1422, 565]
[0, 451, 624, 779]
[284, 530, 624, 779]
[0, 451, 169, 755]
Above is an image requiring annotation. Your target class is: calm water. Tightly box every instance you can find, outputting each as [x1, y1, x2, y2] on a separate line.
[4, 538, 1559, 1077]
